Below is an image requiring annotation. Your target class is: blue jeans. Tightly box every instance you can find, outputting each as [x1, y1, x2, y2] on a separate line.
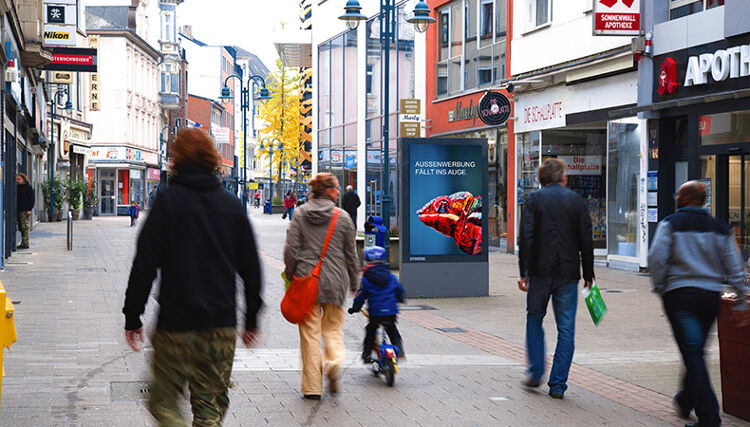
[285, 207, 294, 221]
[663, 287, 721, 427]
[526, 277, 578, 395]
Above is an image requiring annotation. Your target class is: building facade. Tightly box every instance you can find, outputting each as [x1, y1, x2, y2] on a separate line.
[639, 0, 750, 270]
[86, 6, 162, 215]
[425, 0, 513, 251]
[510, 0, 645, 270]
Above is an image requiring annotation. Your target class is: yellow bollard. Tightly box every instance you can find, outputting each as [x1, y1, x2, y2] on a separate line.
[0, 281, 17, 412]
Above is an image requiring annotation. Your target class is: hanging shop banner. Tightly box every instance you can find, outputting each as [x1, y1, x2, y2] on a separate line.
[400, 137, 489, 298]
[558, 155, 602, 175]
[43, 24, 77, 46]
[43, 47, 97, 72]
[478, 91, 511, 126]
[593, 0, 640, 36]
[45, 4, 76, 25]
[344, 153, 357, 169]
[399, 98, 422, 137]
[213, 127, 230, 145]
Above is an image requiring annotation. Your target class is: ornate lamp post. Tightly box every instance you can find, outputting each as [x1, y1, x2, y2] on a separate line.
[219, 75, 271, 214]
[49, 87, 72, 222]
[259, 137, 282, 214]
[339, 0, 435, 258]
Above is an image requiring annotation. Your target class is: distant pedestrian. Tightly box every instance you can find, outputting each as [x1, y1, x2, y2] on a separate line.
[123, 128, 263, 425]
[148, 185, 158, 209]
[283, 190, 297, 221]
[518, 158, 594, 399]
[283, 173, 359, 399]
[129, 201, 139, 227]
[255, 191, 261, 208]
[341, 185, 361, 228]
[649, 180, 749, 427]
[16, 173, 34, 250]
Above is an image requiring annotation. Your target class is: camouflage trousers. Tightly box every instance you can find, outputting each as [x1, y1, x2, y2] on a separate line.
[17, 211, 30, 246]
[149, 327, 237, 427]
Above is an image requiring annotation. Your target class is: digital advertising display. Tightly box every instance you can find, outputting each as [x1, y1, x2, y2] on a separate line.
[400, 138, 488, 264]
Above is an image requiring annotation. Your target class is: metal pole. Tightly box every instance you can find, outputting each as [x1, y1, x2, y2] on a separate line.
[269, 146, 273, 213]
[66, 210, 72, 250]
[381, 0, 392, 260]
[49, 97, 56, 223]
[241, 83, 248, 214]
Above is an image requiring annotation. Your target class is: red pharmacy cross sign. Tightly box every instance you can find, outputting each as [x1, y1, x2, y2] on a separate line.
[594, 0, 640, 36]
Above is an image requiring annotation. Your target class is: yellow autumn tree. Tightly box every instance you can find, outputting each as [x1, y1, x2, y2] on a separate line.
[255, 58, 303, 198]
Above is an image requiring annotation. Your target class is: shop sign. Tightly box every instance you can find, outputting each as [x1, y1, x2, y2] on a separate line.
[653, 35, 750, 101]
[400, 99, 421, 138]
[148, 168, 160, 180]
[43, 25, 76, 47]
[51, 71, 73, 84]
[515, 86, 567, 133]
[478, 91, 511, 126]
[366, 150, 381, 164]
[558, 155, 602, 175]
[213, 127, 230, 145]
[331, 150, 343, 164]
[43, 47, 97, 72]
[318, 149, 329, 162]
[344, 153, 357, 169]
[448, 98, 479, 124]
[90, 146, 143, 162]
[46, 4, 76, 26]
[130, 169, 142, 179]
[71, 144, 90, 155]
[593, 0, 640, 36]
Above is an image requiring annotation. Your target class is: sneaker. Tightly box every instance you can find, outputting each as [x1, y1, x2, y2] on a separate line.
[16, 244, 29, 250]
[548, 390, 564, 399]
[327, 377, 339, 395]
[302, 394, 321, 400]
[522, 377, 541, 388]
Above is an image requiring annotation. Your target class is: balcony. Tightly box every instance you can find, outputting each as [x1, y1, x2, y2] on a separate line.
[16, 0, 53, 68]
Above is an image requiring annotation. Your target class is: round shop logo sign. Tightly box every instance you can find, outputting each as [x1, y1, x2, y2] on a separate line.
[478, 91, 511, 127]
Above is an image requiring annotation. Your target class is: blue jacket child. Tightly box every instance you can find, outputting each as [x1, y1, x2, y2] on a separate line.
[349, 246, 406, 361]
[129, 202, 139, 227]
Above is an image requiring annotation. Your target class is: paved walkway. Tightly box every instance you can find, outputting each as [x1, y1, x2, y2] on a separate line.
[0, 209, 744, 426]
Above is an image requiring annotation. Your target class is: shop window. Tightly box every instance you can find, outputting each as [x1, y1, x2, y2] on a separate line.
[699, 110, 750, 146]
[527, 0, 552, 28]
[670, 0, 724, 20]
[437, 0, 507, 97]
[607, 119, 641, 258]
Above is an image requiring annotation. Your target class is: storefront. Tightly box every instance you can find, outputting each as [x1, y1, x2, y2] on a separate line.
[514, 72, 648, 270]
[646, 32, 750, 268]
[88, 146, 158, 215]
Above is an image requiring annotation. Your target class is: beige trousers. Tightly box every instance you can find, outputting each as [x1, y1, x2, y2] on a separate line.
[298, 303, 345, 395]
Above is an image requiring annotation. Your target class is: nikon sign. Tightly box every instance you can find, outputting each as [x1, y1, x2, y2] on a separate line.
[43, 25, 76, 46]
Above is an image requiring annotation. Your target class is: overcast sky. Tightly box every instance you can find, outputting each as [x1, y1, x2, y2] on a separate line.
[177, 0, 301, 68]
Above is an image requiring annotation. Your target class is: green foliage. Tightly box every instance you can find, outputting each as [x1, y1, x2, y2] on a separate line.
[42, 175, 66, 210]
[83, 182, 100, 209]
[272, 196, 283, 206]
[66, 178, 87, 209]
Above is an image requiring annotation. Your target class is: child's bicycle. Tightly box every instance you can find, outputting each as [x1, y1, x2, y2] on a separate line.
[358, 309, 399, 387]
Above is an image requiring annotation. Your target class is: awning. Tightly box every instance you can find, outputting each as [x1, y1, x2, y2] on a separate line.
[611, 88, 750, 117]
[274, 30, 312, 68]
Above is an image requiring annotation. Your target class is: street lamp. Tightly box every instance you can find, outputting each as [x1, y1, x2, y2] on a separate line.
[159, 126, 173, 189]
[218, 74, 271, 214]
[49, 87, 72, 222]
[259, 137, 282, 214]
[340, 0, 435, 259]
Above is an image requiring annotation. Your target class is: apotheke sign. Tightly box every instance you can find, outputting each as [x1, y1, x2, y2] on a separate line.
[593, 0, 640, 36]
[684, 42, 750, 86]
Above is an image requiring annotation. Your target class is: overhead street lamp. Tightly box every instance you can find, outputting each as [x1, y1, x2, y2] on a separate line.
[49, 87, 72, 222]
[219, 73, 271, 214]
[159, 125, 173, 189]
[340, 0, 435, 259]
[259, 137, 282, 214]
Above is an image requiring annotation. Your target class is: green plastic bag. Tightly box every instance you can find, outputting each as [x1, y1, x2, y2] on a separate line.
[582, 282, 607, 325]
[282, 271, 290, 290]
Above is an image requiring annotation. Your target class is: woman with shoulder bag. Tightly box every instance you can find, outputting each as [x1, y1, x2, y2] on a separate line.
[283, 173, 359, 400]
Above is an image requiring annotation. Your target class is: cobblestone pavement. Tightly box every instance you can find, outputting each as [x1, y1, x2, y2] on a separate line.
[0, 208, 744, 426]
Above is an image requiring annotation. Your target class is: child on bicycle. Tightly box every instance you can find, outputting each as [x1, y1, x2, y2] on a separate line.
[348, 246, 406, 363]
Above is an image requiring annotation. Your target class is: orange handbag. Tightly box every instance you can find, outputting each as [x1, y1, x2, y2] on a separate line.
[280, 209, 340, 324]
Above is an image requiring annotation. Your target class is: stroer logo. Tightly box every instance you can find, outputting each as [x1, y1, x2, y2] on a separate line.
[44, 31, 70, 40]
[658, 57, 679, 95]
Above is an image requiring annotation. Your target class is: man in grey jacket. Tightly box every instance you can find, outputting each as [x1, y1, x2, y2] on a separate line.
[649, 180, 748, 427]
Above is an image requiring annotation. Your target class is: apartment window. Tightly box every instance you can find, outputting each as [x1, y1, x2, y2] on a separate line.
[437, 0, 507, 97]
[366, 64, 374, 95]
[162, 12, 174, 43]
[536, 0, 551, 26]
[669, 0, 724, 19]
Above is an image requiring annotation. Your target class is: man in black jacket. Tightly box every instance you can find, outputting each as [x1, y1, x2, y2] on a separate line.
[341, 185, 360, 228]
[123, 129, 263, 425]
[16, 173, 35, 249]
[518, 158, 594, 400]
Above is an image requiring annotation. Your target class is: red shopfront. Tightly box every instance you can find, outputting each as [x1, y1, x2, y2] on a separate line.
[425, 0, 515, 251]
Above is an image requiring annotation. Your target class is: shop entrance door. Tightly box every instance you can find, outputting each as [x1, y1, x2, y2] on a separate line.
[701, 153, 750, 270]
[100, 178, 116, 215]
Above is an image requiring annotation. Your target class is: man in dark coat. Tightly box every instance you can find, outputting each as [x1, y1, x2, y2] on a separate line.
[341, 185, 361, 228]
[123, 129, 263, 425]
[16, 173, 35, 249]
[518, 158, 594, 400]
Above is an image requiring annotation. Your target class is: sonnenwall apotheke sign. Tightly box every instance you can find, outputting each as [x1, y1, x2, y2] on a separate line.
[652, 34, 750, 101]
[593, 0, 640, 36]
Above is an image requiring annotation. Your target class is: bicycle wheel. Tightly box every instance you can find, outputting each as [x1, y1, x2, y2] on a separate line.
[384, 358, 395, 387]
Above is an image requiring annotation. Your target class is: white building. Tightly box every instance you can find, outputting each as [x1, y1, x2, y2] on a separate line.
[86, 5, 162, 215]
[510, 0, 646, 270]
